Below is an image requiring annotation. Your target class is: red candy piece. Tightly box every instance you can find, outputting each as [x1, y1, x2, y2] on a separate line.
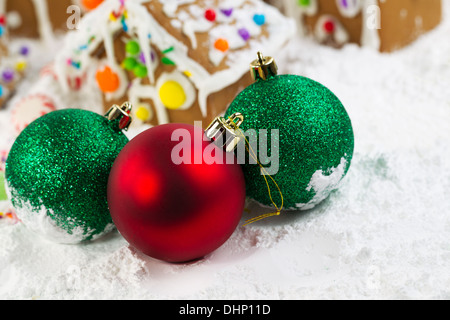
[205, 9, 216, 22]
[324, 20, 336, 33]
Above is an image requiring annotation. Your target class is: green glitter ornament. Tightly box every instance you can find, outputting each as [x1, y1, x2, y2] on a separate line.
[225, 53, 354, 211]
[5, 103, 133, 244]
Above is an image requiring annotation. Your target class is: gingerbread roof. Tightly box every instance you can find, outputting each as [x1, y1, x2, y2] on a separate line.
[54, 0, 295, 116]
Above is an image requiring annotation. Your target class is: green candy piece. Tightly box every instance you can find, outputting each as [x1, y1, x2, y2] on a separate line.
[298, 0, 311, 6]
[123, 57, 138, 71]
[133, 64, 148, 78]
[126, 40, 140, 55]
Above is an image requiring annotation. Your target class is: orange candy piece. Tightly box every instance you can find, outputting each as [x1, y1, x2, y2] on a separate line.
[214, 38, 229, 52]
[81, 0, 104, 11]
[96, 66, 120, 93]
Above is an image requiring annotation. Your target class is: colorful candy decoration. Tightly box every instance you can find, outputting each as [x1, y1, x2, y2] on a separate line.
[126, 40, 140, 55]
[159, 81, 187, 110]
[82, 0, 105, 11]
[157, 71, 196, 111]
[122, 39, 149, 79]
[323, 19, 336, 34]
[214, 38, 229, 52]
[11, 94, 57, 133]
[220, 8, 234, 17]
[135, 103, 152, 122]
[315, 15, 349, 46]
[238, 28, 251, 42]
[205, 9, 217, 22]
[2, 69, 15, 83]
[96, 65, 120, 93]
[253, 14, 266, 26]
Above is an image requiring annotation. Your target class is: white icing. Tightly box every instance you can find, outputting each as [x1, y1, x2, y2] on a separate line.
[296, 0, 319, 16]
[296, 157, 348, 210]
[128, 70, 196, 124]
[182, 19, 213, 49]
[162, 0, 196, 17]
[6, 11, 22, 30]
[31, 0, 55, 45]
[336, 0, 363, 18]
[128, 78, 167, 125]
[0, 0, 5, 16]
[360, 0, 381, 50]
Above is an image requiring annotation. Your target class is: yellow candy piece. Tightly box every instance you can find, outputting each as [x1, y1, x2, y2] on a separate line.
[16, 60, 27, 72]
[159, 80, 187, 110]
[136, 105, 151, 121]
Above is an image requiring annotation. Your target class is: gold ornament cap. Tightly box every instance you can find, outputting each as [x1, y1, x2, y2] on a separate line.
[205, 113, 244, 153]
[250, 52, 278, 81]
[104, 102, 133, 131]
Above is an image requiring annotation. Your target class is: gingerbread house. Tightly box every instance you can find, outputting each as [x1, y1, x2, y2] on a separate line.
[266, 0, 442, 52]
[52, 0, 295, 127]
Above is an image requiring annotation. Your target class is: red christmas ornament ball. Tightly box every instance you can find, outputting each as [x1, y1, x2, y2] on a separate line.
[108, 124, 246, 263]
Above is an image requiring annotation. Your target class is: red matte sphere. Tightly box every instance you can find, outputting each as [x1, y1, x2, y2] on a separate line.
[108, 124, 246, 263]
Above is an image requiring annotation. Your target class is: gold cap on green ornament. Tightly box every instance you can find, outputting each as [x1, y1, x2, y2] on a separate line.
[104, 102, 133, 131]
[205, 113, 244, 153]
[250, 52, 278, 81]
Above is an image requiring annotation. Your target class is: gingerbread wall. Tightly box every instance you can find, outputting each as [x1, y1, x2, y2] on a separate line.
[267, 0, 442, 52]
[378, 0, 442, 52]
[6, 0, 78, 39]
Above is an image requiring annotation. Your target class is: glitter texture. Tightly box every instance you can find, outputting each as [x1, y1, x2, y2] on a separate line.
[225, 74, 354, 210]
[5, 109, 129, 243]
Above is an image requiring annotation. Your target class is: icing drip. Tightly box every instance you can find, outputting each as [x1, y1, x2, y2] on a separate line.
[31, 0, 55, 45]
[182, 19, 212, 49]
[336, 0, 363, 18]
[361, 0, 381, 50]
[163, 0, 196, 17]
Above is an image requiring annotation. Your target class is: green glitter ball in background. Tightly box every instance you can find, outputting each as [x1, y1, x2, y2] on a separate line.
[225, 54, 354, 210]
[5, 108, 130, 244]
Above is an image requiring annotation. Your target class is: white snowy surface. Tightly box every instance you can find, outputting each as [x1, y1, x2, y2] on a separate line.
[1, 4, 450, 300]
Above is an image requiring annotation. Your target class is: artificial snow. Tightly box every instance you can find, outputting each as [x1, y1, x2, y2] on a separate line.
[1, 4, 450, 300]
